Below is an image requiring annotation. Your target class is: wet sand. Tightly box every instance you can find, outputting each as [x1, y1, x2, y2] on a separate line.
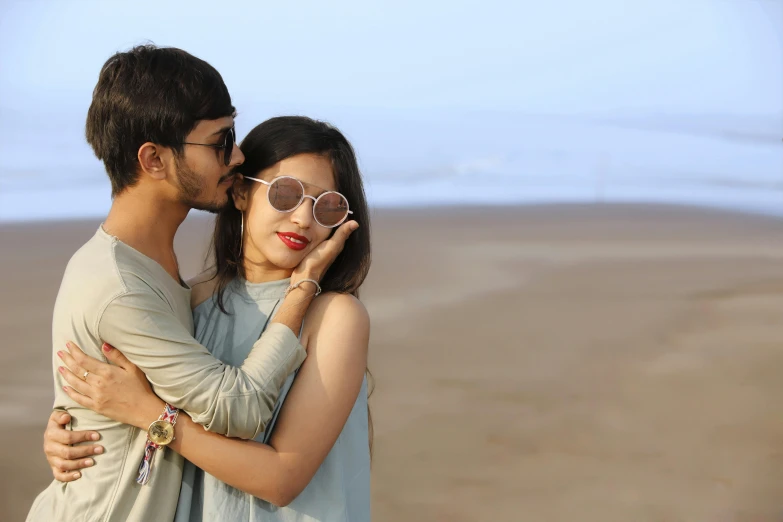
[3, 204, 783, 521]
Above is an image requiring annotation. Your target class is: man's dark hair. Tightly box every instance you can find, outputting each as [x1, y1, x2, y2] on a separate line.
[85, 44, 235, 196]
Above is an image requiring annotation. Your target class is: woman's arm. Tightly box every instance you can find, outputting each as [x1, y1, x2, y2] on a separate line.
[178, 293, 369, 504]
[58, 292, 369, 506]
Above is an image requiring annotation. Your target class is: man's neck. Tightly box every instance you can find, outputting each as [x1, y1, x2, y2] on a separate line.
[103, 190, 189, 283]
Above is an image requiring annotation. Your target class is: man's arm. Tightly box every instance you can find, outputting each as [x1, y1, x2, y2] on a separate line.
[83, 219, 356, 439]
[96, 283, 314, 439]
[56, 292, 369, 506]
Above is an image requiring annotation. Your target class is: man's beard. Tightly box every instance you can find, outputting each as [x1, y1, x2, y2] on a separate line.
[175, 156, 231, 214]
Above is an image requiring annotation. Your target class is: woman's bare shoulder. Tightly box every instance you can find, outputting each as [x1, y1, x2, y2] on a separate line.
[186, 269, 220, 310]
[302, 292, 370, 349]
[310, 292, 369, 323]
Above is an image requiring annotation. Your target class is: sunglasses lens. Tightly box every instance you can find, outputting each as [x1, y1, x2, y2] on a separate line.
[220, 128, 232, 166]
[314, 192, 350, 227]
[268, 177, 303, 211]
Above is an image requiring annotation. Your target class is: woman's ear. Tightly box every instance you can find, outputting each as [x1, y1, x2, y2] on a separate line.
[233, 175, 250, 212]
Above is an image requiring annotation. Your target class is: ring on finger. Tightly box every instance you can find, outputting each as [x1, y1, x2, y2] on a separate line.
[82, 371, 89, 381]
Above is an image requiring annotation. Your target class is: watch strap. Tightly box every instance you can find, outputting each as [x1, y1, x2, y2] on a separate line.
[136, 403, 178, 485]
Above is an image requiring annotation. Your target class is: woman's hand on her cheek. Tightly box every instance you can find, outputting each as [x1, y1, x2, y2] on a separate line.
[293, 220, 359, 282]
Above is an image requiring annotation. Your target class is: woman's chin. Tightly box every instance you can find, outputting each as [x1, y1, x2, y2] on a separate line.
[267, 250, 305, 271]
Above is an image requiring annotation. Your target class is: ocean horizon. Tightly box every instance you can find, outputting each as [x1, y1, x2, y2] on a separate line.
[1, 109, 781, 223]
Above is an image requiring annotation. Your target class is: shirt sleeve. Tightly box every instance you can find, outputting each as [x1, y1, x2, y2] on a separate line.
[97, 290, 306, 439]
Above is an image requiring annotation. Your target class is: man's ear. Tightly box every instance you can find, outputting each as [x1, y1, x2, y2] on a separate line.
[233, 174, 250, 211]
[138, 142, 168, 180]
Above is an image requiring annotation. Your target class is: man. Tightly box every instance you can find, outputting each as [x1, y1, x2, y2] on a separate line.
[26, 45, 355, 522]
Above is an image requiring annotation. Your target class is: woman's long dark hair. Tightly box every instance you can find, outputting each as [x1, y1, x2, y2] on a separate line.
[208, 115, 373, 451]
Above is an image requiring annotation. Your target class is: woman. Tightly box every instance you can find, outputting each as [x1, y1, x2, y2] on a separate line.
[45, 116, 373, 521]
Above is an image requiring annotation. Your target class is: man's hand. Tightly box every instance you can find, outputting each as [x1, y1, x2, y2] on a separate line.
[43, 411, 104, 482]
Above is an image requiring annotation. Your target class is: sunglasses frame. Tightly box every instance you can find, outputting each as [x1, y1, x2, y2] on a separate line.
[181, 127, 235, 166]
[244, 175, 353, 228]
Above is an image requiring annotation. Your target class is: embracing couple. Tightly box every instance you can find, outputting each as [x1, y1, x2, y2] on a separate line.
[26, 44, 372, 522]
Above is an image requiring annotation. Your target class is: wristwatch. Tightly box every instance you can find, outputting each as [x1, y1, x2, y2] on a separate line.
[136, 403, 179, 485]
[147, 405, 179, 446]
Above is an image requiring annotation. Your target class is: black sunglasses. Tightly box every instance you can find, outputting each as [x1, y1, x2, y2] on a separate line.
[181, 127, 235, 166]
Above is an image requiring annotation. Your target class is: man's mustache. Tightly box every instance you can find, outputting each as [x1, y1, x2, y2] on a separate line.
[219, 169, 240, 183]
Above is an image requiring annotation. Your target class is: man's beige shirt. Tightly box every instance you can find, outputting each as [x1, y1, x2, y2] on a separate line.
[27, 227, 306, 522]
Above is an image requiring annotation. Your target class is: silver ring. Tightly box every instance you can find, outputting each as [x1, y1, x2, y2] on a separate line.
[82, 371, 90, 381]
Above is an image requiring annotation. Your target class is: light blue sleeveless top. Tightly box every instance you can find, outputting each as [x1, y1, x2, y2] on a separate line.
[174, 277, 371, 522]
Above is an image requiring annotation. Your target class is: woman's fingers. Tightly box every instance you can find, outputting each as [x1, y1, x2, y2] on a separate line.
[330, 220, 359, 248]
[62, 384, 96, 410]
[100, 343, 135, 372]
[323, 220, 357, 260]
[66, 341, 113, 377]
[57, 349, 88, 382]
[58, 365, 93, 398]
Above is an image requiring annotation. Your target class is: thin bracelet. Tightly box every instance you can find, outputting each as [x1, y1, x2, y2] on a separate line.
[285, 278, 322, 296]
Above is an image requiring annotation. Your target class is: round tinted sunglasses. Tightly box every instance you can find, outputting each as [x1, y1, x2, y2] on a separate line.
[181, 127, 236, 166]
[244, 175, 353, 228]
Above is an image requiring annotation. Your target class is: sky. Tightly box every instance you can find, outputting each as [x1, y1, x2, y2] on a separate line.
[0, 0, 780, 222]
[0, 0, 781, 117]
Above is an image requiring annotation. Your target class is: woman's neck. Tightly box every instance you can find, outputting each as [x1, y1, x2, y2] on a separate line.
[241, 258, 293, 283]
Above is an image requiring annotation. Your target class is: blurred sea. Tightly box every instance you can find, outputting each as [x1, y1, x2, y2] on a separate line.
[1, 108, 781, 222]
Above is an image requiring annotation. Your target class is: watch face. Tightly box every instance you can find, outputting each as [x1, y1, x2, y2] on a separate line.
[148, 420, 174, 445]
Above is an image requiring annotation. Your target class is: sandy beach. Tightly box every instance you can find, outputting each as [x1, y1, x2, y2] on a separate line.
[3, 204, 783, 521]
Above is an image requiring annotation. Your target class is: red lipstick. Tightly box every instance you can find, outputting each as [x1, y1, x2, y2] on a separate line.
[277, 232, 309, 251]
